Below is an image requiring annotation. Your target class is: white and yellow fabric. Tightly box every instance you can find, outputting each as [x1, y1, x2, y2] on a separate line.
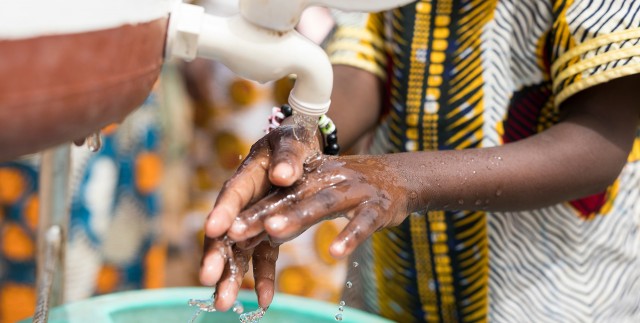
[328, 1, 640, 322]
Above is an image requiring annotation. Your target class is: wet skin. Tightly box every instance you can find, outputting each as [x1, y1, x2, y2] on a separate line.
[200, 120, 320, 311]
[201, 66, 640, 311]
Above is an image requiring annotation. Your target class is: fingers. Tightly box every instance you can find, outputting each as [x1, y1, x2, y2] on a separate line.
[236, 232, 268, 250]
[268, 127, 313, 187]
[205, 150, 271, 238]
[252, 242, 279, 309]
[214, 247, 251, 312]
[330, 206, 382, 259]
[263, 186, 354, 242]
[231, 168, 348, 241]
[212, 126, 320, 239]
[199, 238, 228, 287]
[228, 189, 292, 241]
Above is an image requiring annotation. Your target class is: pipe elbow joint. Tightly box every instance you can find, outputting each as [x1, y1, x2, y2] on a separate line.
[167, 4, 333, 117]
[287, 42, 333, 117]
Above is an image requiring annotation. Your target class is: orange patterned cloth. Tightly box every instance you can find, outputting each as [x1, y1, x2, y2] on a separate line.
[0, 93, 166, 323]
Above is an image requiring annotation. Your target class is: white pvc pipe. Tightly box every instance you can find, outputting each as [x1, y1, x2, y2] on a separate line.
[168, 0, 416, 117]
[312, 0, 415, 12]
[197, 15, 332, 116]
[202, 0, 239, 17]
[239, 0, 414, 31]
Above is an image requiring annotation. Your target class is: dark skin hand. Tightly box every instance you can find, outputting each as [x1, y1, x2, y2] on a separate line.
[199, 66, 375, 311]
[200, 237, 279, 311]
[200, 119, 320, 311]
[201, 65, 640, 310]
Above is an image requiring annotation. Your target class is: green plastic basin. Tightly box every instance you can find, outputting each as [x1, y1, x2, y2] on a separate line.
[21, 287, 392, 323]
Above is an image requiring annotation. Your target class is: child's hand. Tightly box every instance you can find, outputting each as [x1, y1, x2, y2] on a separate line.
[226, 154, 413, 259]
[203, 120, 321, 240]
[199, 119, 320, 310]
[200, 237, 279, 311]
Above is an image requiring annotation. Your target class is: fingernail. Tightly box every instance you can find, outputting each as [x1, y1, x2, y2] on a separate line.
[205, 215, 217, 230]
[266, 216, 287, 232]
[201, 254, 223, 286]
[209, 207, 222, 219]
[273, 163, 294, 179]
[330, 241, 346, 257]
[206, 209, 226, 236]
[231, 220, 247, 234]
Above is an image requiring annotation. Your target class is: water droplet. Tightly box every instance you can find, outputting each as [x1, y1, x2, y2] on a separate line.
[458, 199, 464, 205]
[497, 156, 503, 161]
[495, 189, 502, 197]
[238, 155, 243, 161]
[352, 262, 359, 268]
[239, 307, 266, 323]
[409, 191, 418, 199]
[188, 309, 202, 323]
[339, 300, 346, 306]
[472, 170, 477, 174]
[335, 313, 343, 321]
[86, 132, 102, 152]
[345, 281, 352, 288]
[338, 306, 344, 312]
[188, 291, 217, 321]
[233, 300, 244, 314]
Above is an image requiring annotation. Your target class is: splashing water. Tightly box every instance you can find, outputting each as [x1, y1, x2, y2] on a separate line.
[220, 236, 239, 282]
[187, 291, 216, 323]
[188, 310, 202, 323]
[335, 262, 359, 321]
[292, 113, 318, 143]
[187, 236, 243, 323]
[187, 297, 217, 312]
[233, 300, 245, 314]
[239, 307, 266, 323]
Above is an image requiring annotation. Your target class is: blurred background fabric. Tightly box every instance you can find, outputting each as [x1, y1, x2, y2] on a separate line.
[0, 6, 346, 322]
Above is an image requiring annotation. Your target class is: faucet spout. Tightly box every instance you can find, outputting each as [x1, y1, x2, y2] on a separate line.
[200, 15, 333, 116]
[167, 3, 332, 117]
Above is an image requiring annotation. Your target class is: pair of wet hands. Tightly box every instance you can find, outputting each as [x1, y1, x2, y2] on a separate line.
[198, 123, 410, 312]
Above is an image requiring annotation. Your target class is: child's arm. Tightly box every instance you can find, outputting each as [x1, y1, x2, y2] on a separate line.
[225, 73, 640, 258]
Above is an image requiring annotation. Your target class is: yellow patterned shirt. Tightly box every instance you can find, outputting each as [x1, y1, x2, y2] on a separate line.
[329, 1, 640, 322]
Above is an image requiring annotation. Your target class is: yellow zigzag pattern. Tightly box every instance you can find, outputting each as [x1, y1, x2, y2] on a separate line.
[441, 0, 496, 321]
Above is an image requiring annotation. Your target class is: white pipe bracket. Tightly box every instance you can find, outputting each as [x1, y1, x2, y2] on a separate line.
[166, 2, 205, 61]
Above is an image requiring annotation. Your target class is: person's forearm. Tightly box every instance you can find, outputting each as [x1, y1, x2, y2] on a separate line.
[327, 65, 383, 150]
[388, 120, 630, 213]
[387, 75, 640, 213]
